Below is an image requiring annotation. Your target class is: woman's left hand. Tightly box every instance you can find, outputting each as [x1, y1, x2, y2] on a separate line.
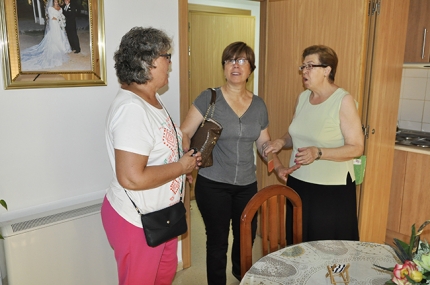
[294, 146, 320, 165]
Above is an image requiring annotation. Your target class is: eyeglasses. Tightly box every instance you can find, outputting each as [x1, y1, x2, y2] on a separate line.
[224, 58, 248, 66]
[298, 63, 328, 71]
[159, 53, 171, 62]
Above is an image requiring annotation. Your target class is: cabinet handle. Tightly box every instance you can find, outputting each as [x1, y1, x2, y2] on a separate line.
[422, 28, 427, 59]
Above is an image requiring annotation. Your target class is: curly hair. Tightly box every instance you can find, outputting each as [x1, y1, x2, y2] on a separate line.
[114, 27, 172, 85]
[302, 45, 338, 82]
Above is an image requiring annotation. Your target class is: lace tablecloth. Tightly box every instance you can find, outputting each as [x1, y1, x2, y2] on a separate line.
[240, 240, 398, 285]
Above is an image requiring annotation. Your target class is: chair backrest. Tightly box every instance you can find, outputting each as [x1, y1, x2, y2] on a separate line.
[240, 184, 302, 278]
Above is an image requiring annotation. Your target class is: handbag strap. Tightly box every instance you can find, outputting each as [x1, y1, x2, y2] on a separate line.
[124, 101, 184, 215]
[200, 88, 217, 127]
[125, 191, 142, 215]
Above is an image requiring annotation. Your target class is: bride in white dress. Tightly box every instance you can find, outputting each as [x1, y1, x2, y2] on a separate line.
[20, 0, 72, 71]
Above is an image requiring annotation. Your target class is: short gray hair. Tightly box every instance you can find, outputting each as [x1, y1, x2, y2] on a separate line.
[114, 27, 172, 84]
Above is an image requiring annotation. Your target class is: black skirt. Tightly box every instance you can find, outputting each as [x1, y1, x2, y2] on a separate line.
[286, 173, 359, 244]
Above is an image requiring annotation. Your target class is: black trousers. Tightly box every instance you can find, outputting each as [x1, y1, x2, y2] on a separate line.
[286, 173, 359, 244]
[195, 175, 257, 285]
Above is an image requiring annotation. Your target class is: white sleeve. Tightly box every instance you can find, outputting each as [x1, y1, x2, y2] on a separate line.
[48, 7, 55, 19]
[110, 103, 155, 156]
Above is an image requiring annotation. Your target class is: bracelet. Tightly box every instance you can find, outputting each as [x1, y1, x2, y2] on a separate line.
[315, 147, 322, 160]
[261, 141, 269, 155]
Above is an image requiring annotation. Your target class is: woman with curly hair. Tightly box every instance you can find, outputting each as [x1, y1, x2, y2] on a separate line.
[101, 27, 200, 285]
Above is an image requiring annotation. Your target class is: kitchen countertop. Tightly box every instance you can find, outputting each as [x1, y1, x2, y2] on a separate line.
[395, 144, 430, 155]
[395, 129, 430, 155]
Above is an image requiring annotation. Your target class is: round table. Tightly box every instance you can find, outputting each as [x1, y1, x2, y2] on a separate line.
[240, 240, 399, 285]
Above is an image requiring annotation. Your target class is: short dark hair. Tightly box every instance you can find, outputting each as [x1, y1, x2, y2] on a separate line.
[221, 41, 256, 73]
[114, 27, 172, 84]
[302, 45, 338, 82]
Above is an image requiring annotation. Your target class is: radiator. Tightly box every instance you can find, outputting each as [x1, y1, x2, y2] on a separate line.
[1, 203, 117, 285]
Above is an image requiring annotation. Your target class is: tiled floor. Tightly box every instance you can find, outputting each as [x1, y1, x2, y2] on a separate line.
[173, 200, 262, 285]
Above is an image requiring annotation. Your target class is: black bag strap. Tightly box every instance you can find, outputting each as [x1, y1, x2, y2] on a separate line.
[125, 191, 142, 215]
[201, 88, 217, 127]
[124, 102, 183, 215]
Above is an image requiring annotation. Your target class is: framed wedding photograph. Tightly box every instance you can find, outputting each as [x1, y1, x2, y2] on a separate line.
[0, 0, 106, 89]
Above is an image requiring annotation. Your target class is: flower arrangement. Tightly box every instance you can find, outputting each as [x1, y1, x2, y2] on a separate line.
[0, 199, 7, 239]
[58, 14, 66, 31]
[375, 220, 430, 284]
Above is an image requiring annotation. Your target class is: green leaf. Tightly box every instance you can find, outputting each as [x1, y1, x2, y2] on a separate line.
[384, 281, 396, 285]
[0, 199, 7, 210]
[374, 264, 394, 272]
[0, 233, 3, 239]
[392, 238, 413, 262]
[409, 224, 418, 256]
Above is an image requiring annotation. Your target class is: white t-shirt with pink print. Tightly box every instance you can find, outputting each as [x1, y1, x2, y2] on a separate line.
[105, 88, 184, 228]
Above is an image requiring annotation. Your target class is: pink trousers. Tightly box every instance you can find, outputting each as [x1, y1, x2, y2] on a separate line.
[101, 196, 178, 285]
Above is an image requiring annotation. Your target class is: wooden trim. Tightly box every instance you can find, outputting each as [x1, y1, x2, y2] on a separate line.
[178, 0, 191, 269]
[188, 4, 251, 15]
[385, 228, 409, 246]
[357, 0, 409, 243]
[258, 0, 267, 101]
[256, 0, 270, 189]
[386, 149, 407, 232]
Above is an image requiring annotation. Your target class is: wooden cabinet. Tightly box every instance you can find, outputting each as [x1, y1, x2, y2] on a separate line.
[404, 0, 430, 62]
[255, 0, 409, 243]
[386, 149, 430, 244]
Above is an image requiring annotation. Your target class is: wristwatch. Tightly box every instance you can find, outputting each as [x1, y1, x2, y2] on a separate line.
[315, 147, 322, 160]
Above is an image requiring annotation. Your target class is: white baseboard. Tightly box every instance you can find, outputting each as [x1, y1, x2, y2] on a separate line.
[176, 261, 184, 272]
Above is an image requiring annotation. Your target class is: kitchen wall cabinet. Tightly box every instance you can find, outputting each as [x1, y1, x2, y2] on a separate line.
[386, 149, 430, 244]
[255, 0, 409, 243]
[404, 0, 430, 63]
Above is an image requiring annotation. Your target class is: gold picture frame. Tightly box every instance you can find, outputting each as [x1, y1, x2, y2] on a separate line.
[0, 0, 106, 89]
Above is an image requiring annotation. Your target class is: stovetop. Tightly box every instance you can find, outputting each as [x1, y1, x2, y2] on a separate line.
[396, 130, 430, 148]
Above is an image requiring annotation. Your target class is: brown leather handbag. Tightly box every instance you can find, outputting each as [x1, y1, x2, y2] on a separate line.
[190, 88, 223, 168]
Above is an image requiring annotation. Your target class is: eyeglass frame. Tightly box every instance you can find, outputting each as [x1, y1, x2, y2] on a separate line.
[224, 58, 248, 66]
[298, 63, 328, 71]
[159, 53, 172, 62]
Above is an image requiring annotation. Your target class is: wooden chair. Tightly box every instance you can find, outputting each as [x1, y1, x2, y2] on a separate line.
[240, 184, 303, 278]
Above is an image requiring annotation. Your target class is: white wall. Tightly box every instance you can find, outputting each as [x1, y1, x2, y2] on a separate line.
[0, 0, 260, 219]
[398, 67, 430, 132]
[0, 0, 181, 278]
[0, 0, 260, 280]
[0, 0, 180, 220]
[0, 0, 181, 281]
